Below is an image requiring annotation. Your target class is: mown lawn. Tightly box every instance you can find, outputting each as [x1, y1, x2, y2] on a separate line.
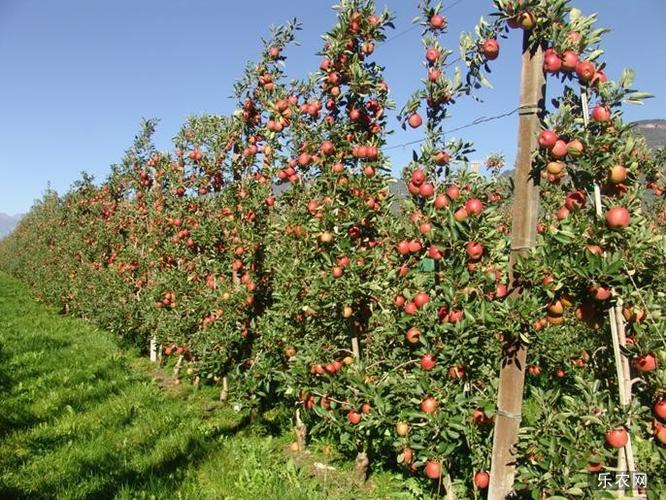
[0, 273, 410, 499]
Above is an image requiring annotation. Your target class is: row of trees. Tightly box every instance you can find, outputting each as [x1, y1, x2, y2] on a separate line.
[1, 0, 665, 496]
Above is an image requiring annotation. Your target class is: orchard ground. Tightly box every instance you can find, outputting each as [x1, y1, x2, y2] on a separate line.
[0, 272, 412, 499]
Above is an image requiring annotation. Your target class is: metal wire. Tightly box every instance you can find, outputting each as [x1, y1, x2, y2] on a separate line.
[385, 105, 523, 151]
[382, 0, 467, 46]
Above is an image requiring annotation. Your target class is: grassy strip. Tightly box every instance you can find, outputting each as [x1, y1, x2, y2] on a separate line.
[0, 273, 408, 499]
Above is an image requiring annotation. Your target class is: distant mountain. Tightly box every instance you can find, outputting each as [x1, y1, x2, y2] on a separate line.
[0, 213, 23, 238]
[632, 119, 666, 150]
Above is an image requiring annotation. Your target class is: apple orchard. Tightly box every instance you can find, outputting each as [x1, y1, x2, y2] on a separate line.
[1, 0, 664, 497]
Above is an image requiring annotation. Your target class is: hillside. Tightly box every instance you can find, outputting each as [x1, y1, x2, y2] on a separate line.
[0, 213, 23, 238]
[632, 119, 666, 150]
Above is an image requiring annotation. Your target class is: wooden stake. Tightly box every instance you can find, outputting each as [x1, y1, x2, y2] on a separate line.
[581, 88, 643, 499]
[149, 335, 158, 362]
[220, 375, 229, 401]
[351, 335, 360, 359]
[609, 302, 628, 498]
[488, 31, 545, 500]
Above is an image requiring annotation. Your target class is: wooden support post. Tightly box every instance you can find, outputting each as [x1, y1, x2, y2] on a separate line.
[488, 31, 545, 500]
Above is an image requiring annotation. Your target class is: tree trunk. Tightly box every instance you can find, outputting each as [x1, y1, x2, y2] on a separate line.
[352, 451, 369, 484]
[295, 408, 307, 451]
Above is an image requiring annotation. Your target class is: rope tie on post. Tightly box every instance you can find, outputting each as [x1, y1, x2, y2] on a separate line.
[518, 103, 540, 115]
[497, 409, 522, 420]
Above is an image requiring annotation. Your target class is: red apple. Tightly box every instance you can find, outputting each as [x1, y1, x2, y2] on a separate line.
[555, 206, 570, 220]
[454, 207, 469, 222]
[419, 183, 435, 198]
[481, 39, 499, 60]
[406, 327, 421, 344]
[528, 365, 541, 376]
[465, 198, 484, 216]
[424, 460, 441, 479]
[543, 51, 562, 73]
[420, 397, 439, 413]
[472, 409, 488, 425]
[592, 105, 611, 123]
[466, 241, 484, 260]
[654, 421, 666, 445]
[633, 353, 658, 373]
[590, 285, 611, 301]
[592, 69, 607, 86]
[420, 354, 436, 371]
[430, 14, 446, 29]
[605, 428, 628, 448]
[474, 471, 490, 489]
[561, 50, 579, 72]
[408, 113, 422, 128]
[428, 245, 443, 260]
[565, 191, 586, 211]
[550, 139, 568, 159]
[408, 240, 422, 253]
[434, 150, 450, 165]
[320, 140, 334, 156]
[447, 185, 461, 200]
[538, 130, 558, 149]
[411, 169, 426, 186]
[576, 60, 595, 82]
[605, 207, 630, 229]
[402, 446, 414, 464]
[397, 240, 410, 255]
[404, 302, 418, 315]
[449, 365, 465, 379]
[414, 291, 430, 308]
[348, 410, 361, 425]
[434, 194, 449, 209]
[425, 48, 440, 63]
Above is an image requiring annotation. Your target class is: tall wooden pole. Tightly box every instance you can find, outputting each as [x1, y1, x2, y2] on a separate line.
[488, 31, 545, 499]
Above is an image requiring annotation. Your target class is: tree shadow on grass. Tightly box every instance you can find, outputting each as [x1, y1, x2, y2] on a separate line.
[0, 405, 255, 500]
[96, 409, 257, 498]
[0, 345, 39, 438]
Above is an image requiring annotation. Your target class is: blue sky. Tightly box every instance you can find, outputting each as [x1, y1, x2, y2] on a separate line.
[1, 0, 664, 215]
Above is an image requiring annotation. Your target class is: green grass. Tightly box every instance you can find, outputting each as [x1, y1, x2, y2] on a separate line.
[0, 273, 411, 499]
